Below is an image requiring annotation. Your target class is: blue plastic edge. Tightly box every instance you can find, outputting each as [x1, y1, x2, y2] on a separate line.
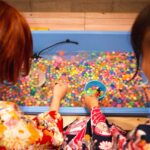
[20, 106, 150, 117]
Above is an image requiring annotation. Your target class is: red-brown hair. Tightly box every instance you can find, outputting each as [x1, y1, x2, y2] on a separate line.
[0, 0, 33, 83]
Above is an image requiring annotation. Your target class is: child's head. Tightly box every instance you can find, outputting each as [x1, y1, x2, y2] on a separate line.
[131, 4, 150, 80]
[0, 0, 33, 83]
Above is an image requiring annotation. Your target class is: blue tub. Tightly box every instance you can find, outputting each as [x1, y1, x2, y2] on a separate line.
[9, 31, 150, 116]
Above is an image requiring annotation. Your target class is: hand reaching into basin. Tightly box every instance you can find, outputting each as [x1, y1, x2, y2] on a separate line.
[50, 81, 68, 112]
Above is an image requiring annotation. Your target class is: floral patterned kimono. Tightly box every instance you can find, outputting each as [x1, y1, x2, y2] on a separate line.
[0, 101, 63, 150]
[62, 107, 150, 150]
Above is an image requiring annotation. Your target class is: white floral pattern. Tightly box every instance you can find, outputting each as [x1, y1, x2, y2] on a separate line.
[99, 141, 112, 150]
[0, 101, 63, 149]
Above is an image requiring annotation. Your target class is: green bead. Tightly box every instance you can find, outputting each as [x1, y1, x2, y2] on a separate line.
[30, 88, 36, 96]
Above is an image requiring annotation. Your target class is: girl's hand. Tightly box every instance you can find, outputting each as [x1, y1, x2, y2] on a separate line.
[82, 94, 99, 110]
[50, 81, 68, 112]
[53, 82, 68, 101]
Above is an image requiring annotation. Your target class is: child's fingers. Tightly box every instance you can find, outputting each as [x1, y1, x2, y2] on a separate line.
[83, 93, 97, 99]
[53, 78, 69, 87]
[57, 80, 68, 86]
[91, 93, 98, 97]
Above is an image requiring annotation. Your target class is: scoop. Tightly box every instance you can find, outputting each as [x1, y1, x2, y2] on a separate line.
[84, 80, 106, 100]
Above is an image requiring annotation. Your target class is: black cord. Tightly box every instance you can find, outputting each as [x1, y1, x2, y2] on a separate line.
[32, 39, 79, 59]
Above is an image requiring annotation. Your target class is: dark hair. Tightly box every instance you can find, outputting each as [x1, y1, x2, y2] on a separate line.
[0, 0, 33, 83]
[131, 4, 150, 79]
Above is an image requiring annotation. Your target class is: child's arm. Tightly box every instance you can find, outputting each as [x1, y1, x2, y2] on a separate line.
[32, 82, 68, 147]
[50, 82, 68, 112]
[83, 95, 106, 122]
[84, 96, 150, 149]
[82, 94, 99, 110]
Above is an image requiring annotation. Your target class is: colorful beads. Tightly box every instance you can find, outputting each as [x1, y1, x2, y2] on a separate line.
[0, 51, 147, 108]
[86, 86, 104, 98]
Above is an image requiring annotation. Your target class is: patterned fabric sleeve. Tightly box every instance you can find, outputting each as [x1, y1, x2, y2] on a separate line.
[33, 110, 63, 147]
[90, 107, 113, 149]
[62, 106, 150, 150]
[110, 120, 150, 150]
[62, 107, 112, 150]
[0, 101, 63, 149]
[91, 107, 150, 149]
